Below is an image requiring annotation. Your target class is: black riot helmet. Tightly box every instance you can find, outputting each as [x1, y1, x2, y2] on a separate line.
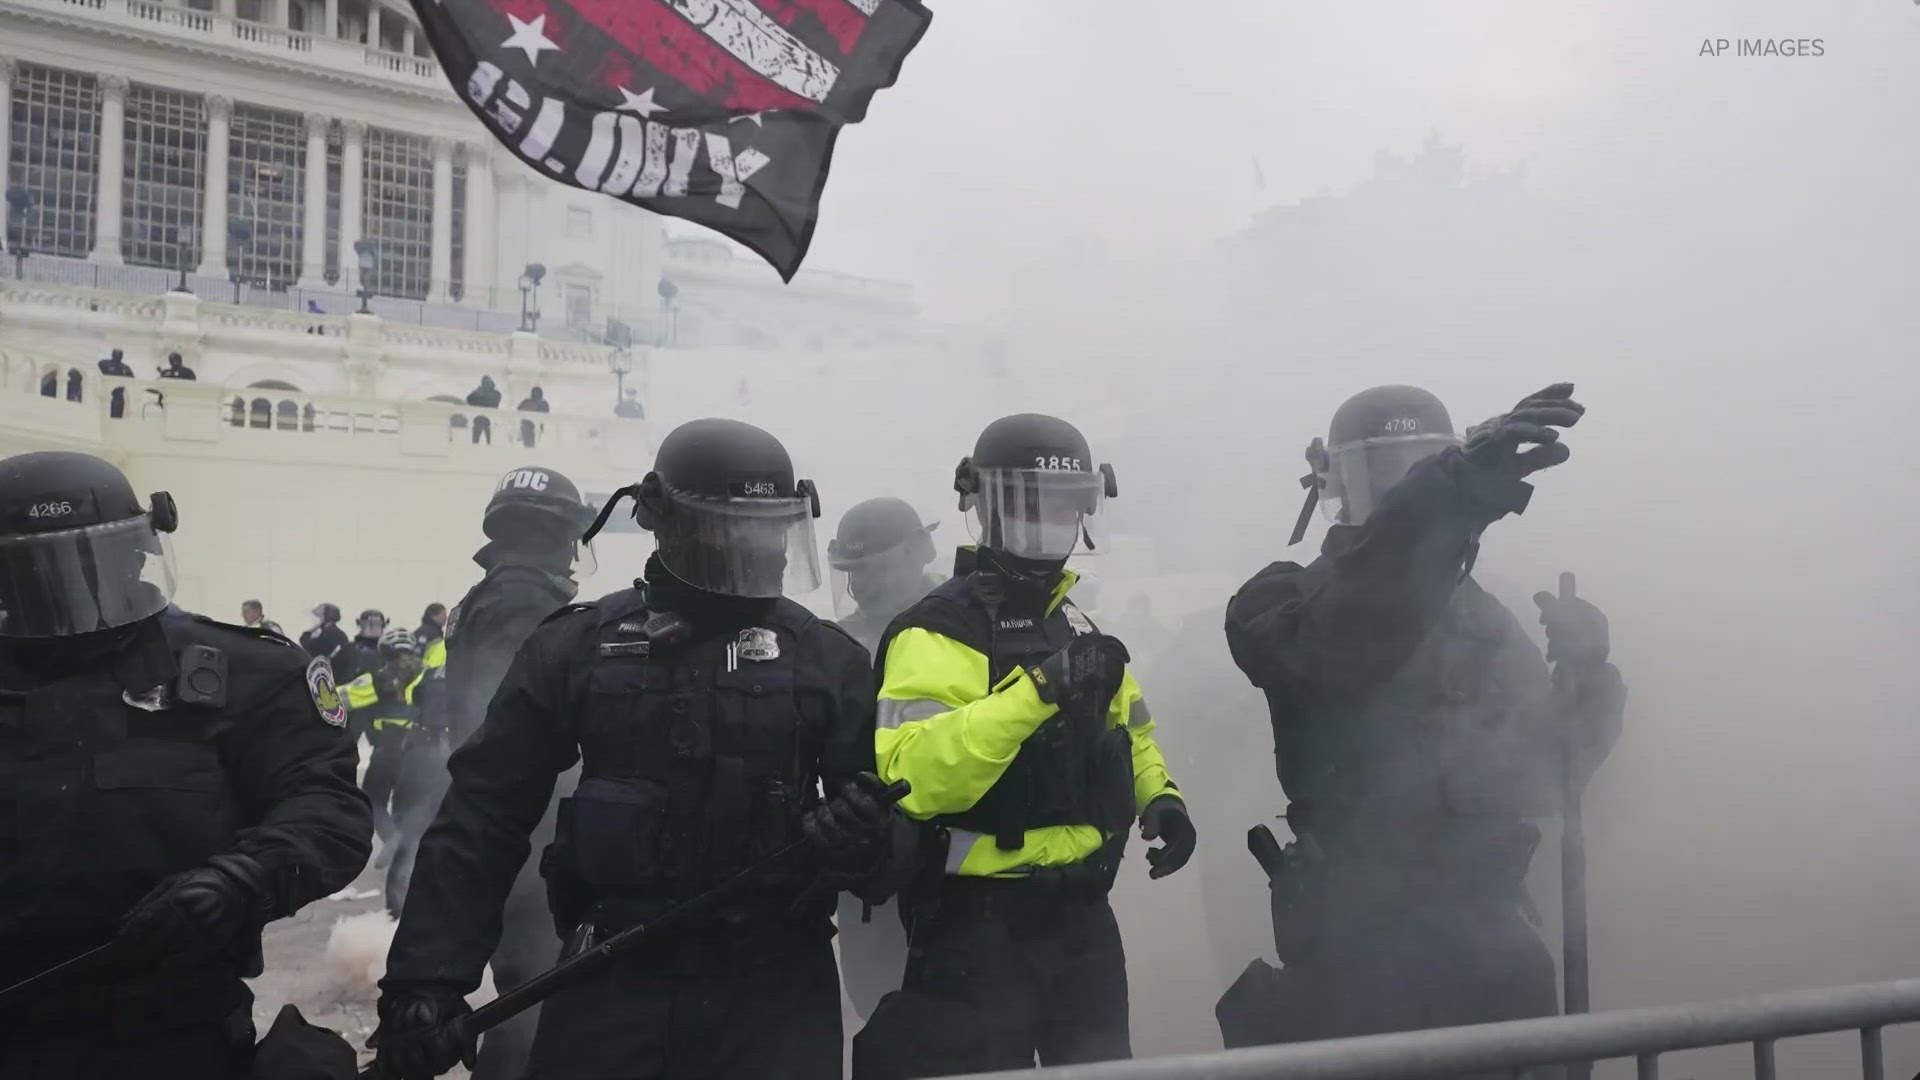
[955, 413, 1117, 561]
[1290, 385, 1460, 543]
[584, 418, 822, 598]
[0, 451, 179, 638]
[484, 465, 596, 548]
[828, 497, 938, 620]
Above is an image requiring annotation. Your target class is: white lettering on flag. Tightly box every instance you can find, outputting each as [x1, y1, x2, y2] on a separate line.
[631, 121, 670, 197]
[843, 0, 878, 13]
[602, 116, 646, 195]
[665, 0, 840, 103]
[520, 97, 566, 168]
[577, 110, 616, 189]
[662, 127, 703, 197]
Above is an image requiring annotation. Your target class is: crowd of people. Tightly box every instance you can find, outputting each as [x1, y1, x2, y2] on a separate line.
[0, 381, 1619, 1080]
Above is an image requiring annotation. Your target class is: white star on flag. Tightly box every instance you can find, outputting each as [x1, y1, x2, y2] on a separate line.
[728, 111, 769, 128]
[618, 86, 667, 118]
[501, 13, 559, 66]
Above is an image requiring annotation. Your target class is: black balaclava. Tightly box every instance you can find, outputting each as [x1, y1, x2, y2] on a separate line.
[643, 551, 774, 639]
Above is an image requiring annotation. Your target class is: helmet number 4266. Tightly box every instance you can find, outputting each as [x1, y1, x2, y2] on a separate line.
[28, 501, 75, 518]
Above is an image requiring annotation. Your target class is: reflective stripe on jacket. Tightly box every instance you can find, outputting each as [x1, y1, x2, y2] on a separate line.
[875, 565, 1181, 877]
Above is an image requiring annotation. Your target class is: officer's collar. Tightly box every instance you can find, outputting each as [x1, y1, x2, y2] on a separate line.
[961, 547, 1077, 615]
[642, 553, 774, 637]
[1321, 525, 1362, 558]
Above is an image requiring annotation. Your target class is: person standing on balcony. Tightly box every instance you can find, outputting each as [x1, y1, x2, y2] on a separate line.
[614, 388, 645, 419]
[517, 385, 549, 447]
[158, 352, 197, 381]
[64, 369, 83, 403]
[467, 375, 501, 444]
[98, 349, 134, 419]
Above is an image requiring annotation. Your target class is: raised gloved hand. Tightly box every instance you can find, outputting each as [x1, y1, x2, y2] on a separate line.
[1462, 383, 1585, 479]
[802, 772, 896, 869]
[370, 985, 476, 1080]
[1028, 633, 1130, 710]
[1139, 795, 1196, 879]
[1533, 572, 1610, 670]
[117, 852, 268, 963]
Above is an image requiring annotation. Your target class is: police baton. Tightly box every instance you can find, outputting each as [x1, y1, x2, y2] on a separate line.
[358, 779, 910, 1079]
[0, 942, 118, 1014]
[1554, 572, 1593, 1080]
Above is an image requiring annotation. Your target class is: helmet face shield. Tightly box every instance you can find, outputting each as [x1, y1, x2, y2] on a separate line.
[0, 517, 175, 637]
[654, 491, 821, 599]
[969, 467, 1106, 561]
[829, 543, 929, 621]
[1320, 433, 1458, 527]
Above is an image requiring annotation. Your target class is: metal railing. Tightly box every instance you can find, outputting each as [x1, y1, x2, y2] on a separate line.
[949, 978, 1920, 1080]
[0, 252, 658, 345]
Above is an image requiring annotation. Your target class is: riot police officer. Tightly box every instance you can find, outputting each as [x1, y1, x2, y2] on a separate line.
[829, 497, 943, 657]
[1217, 384, 1625, 1065]
[853, 413, 1196, 1079]
[828, 498, 942, 1019]
[442, 464, 596, 1080]
[375, 419, 907, 1080]
[0, 451, 372, 1078]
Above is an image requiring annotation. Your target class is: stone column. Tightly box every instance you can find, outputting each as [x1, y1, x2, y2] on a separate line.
[297, 112, 329, 287]
[90, 74, 128, 265]
[322, 0, 338, 38]
[196, 94, 231, 277]
[336, 119, 365, 292]
[427, 135, 452, 302]
[366, 3, 381, 48]
[493, 171, 526, 312]
[401, 23, 414, 55]
[461, 142, 495, 307]
[0, 57, 15, 246]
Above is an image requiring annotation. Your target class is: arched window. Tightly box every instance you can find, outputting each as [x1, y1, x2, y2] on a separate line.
[229, 396, 246, 426]
[428, 394, 468, 435]
[250, 398, 272, 428]
[302, 402, 317, 432]
[39, 368, 58, 398]
[276, 400, 299, 430]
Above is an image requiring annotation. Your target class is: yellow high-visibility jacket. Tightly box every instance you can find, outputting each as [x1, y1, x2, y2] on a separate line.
[343, 640, 443, 730]
[874, 562, 1181, 878]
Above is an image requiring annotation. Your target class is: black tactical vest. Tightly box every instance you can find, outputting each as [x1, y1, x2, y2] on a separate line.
[0, 614, 253, 1021]
[902, 575, 1135, 851]
[546, 588, 822, 913]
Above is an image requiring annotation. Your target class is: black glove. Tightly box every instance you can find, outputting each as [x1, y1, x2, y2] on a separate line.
[117, 852, 268, 963]
[1533, 573, 1610, 670]
[1028, 633, 1130, 708]
[1462, 383, 1585, 479]
[371, 986, 476, 1080]
[802, 771, 895, 869]
[1139, 795, 1195, 880]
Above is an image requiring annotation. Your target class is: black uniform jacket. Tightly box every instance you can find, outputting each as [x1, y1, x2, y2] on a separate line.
[0, 610, 372, 1027]
[383, 587, 876, 993]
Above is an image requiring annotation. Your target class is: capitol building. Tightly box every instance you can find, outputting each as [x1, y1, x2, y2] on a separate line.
[0, 0, 997, 623]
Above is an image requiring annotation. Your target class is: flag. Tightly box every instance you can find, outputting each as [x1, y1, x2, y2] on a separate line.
[410, 0, 933, 281]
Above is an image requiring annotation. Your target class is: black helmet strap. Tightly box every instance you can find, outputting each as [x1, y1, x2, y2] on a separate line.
[1288, 438, 1330, 546]
[581, 482, 643, 546]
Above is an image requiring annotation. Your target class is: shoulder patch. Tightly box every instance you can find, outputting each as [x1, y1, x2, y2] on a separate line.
[306, 656, 347, 727]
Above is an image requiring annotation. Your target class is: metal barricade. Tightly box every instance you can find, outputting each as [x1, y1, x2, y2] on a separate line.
[951, 978, 1920, 1080]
